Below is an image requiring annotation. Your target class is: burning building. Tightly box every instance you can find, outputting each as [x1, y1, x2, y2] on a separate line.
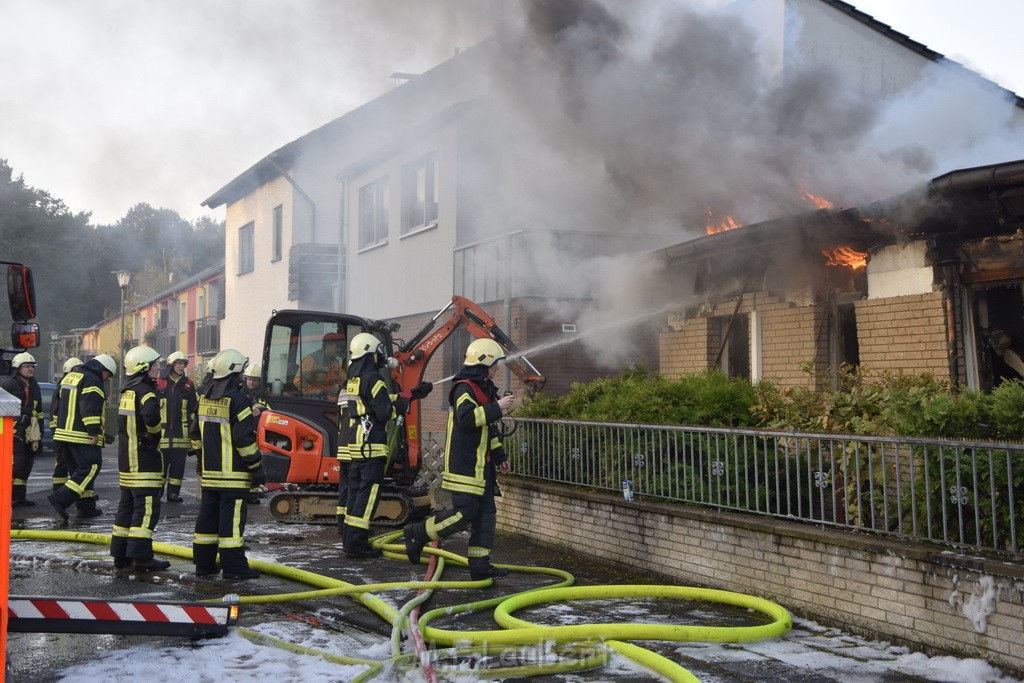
[657, 158, 1024, 391]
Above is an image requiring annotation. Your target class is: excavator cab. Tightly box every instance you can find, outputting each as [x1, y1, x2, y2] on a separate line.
[258, 309, 396, 488]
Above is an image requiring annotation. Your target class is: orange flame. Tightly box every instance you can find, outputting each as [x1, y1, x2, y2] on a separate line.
[705, 207, 741, 235]
[800, 189, 835, 209]
[823, 245, 867, 270]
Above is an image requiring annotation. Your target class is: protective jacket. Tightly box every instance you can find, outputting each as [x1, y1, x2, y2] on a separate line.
[157, 372, 197, 450]
[189, 377, 261, 490]
[441, 366, 507, 496]
[0, 374, 42, 442]
[337, 355, 398, 461]
[117, 374, 164, 488]
[54, 359, 108, 445]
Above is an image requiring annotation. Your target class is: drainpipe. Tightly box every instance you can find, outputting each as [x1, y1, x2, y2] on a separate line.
[268, 154, 316, 243]
[938, 257, 961, 389]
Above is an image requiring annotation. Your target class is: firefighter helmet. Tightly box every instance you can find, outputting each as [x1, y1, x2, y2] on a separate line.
[12, 352, 36, 369]
[349, 332, 384, 362]
[167, 351, 188, 366]
[124, 345, 162, 376]
[62, 357, 83, 374]
[243, 363, 261, 379]
[94, 354, 118, 375]
[211, 349, 247, 379]
[464, 338, 505, 367]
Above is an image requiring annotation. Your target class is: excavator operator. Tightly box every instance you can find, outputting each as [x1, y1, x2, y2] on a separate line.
[293, 331, 347, 400]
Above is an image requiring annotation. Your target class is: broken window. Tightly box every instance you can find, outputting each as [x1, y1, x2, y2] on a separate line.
[712, 313, 750, 379]
[969, 284, 1024, 390]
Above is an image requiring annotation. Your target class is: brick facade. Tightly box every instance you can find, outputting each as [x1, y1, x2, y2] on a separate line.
[855, 292, 949, 377]
[497, 478, 1024, 675]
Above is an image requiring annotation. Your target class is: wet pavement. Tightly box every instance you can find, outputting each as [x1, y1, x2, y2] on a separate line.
[7, 447, 1019, 682]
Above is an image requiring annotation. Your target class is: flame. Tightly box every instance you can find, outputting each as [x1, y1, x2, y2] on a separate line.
[800, 189, 835, 209]
[823, 245, 867, 270]
[705, 207, 741, 235]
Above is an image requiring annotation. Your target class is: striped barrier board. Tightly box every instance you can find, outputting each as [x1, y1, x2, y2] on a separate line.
[8, 596, 238, 638]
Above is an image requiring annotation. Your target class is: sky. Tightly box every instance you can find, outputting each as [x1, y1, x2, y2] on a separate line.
[1, 0, 1023, 226]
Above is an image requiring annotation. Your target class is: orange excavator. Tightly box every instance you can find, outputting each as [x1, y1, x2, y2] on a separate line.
[255, 296, 545, 525]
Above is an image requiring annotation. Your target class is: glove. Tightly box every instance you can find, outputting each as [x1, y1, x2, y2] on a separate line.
[410, 381, 433, 400]
[394, 397, 410, 415]
[249, 466, 267, 487]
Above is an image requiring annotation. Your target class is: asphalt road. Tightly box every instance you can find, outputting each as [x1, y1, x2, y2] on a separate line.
[6, 446, 1015, 682]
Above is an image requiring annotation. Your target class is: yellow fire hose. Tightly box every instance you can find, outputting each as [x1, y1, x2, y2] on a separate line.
[11, 528, 792, 682]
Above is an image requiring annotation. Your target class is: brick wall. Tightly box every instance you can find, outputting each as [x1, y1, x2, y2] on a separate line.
[497, 478, 1024, 675]
[856, 292, 949, 377]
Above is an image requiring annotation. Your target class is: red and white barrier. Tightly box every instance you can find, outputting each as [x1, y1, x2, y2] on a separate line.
[8, 597, 238, 637]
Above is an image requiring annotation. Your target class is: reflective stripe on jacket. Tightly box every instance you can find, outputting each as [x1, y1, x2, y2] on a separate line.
[118, 376, 164, 488]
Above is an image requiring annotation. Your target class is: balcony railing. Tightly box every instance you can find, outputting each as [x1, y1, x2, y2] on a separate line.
[149, 327, 176, 358]
[196, 317, 219, 356]
[508, 418, 1024, 557]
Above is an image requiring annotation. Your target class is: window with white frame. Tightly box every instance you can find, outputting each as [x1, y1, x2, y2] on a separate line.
[401, 153, 438, 234]
[238, 221, 255, 274]
[272, 205, 283, 262]
[358, 177, 389, 249]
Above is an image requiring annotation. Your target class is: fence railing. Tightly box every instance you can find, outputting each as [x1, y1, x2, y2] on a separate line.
[506, 418, 1023, 557]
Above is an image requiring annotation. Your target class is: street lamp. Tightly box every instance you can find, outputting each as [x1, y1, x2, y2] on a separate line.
[49, 330, 59, 382]
[113, 270, 131, 396]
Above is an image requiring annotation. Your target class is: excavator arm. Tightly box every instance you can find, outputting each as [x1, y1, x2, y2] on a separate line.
[386, 296, 545, 484]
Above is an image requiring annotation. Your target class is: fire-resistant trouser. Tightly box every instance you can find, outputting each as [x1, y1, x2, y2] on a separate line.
[335, 460, 350, 533]
[51, 443, 102, 511]
[414, 477, 499, 562]
[343, 457, 386, 551]
[192, 488, 250, 573]
[51, 442, 91, 511]
[110, 487, 163, 562]
[163, 447, 187, 497]
[12, 438, 36, 503]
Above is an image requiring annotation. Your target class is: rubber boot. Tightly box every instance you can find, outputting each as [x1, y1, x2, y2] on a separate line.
[403, 523, 428, 565]
[166, 484, 183, 503]
[343, 526, 380, 559]
[47, 493, 70, 522]
[110, 536, 130, 569]
[134, 557, 171, 572]
[468, 557, 509, 580]
[11, 484, 33, 506]
[220, 547, 260, 580]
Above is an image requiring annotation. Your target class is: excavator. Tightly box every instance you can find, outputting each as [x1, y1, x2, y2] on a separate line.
[255, 295, 545, 525]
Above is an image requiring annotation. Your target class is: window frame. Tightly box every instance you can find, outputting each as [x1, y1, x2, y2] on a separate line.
[358, 177, 390, 250]
[238, 221, 255, 275]
[272, 205, 283, 262]
[401, 152, 439, 236]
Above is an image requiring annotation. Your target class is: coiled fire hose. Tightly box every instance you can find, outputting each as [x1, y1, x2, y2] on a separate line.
[11, 528, 792, 682]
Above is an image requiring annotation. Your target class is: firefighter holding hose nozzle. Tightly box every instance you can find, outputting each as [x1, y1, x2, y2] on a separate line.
[403, 338, 515, 580]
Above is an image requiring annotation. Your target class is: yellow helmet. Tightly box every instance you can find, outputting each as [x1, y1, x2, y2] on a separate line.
[349, 332, 384, 361]
[124, 345, 162, 376]
[243, 362, 261, 379]
[167, 351, 188, 366]
[464, 338, 505, 367]
[94, 354, 118, 375]
[62, 357, 83, 374]
[12, 352, 36, 369]
[211, 349, 247, 379]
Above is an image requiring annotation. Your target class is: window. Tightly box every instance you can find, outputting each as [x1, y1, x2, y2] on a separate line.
[712, 314, 750, 379]
[238, 221, 254, 274]
[358, 177, 389, 249]
[401, 153, 438, 234]
[272, 205, 283, 262]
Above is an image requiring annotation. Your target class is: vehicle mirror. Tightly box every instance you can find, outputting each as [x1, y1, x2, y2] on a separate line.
[7, 265, 37, 321]
[11, 322, 39, 349]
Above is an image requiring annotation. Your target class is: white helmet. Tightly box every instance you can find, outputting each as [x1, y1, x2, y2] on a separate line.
[349, 332, 384, 361]
[211, 349, 247, 379]
[124, 345, 162, 376]
[243, 362, 261, 379]
[464, 338, 505, 367]
[12, 352, 36, 369]
[94, 354, 118, 375]
[62, 357, 84, 374]
[167, 351, 188, 366]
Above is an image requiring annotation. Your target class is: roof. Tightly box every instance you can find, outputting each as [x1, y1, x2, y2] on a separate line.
[127, 260, 226, 314]
[821, 0, 1023, 108]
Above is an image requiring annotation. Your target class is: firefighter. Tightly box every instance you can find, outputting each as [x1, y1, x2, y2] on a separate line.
[339, 332, 431, 559]
[111, 346, 169, 572]
[49, 354, 118, 521]
[2, 352, 43, 506]
[157, 350, 197, 503]
[190, 349, 265, 580]
[242, 362, 268, 504]
[403, 338, 515, 580]
[50, 357, 83, 503]
[293, 331, 347, 400]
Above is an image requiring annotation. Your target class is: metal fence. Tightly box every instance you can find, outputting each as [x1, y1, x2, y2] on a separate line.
[505, 418, 1023, 557]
